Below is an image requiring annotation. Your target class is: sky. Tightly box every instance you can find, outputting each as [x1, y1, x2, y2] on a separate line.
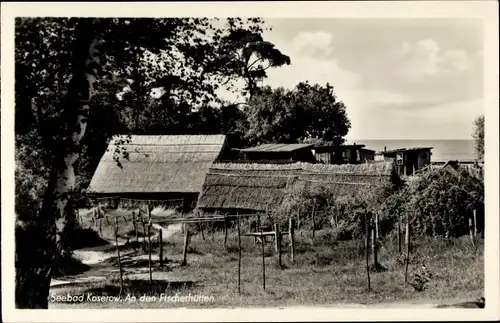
[220, 18, 484, 140]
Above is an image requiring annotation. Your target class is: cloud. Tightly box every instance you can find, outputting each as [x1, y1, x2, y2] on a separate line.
[264, 30, 359, 94]
[291, 31, 335, 57]
[392, 38, 473, 78]
[217, 19, 484, 139]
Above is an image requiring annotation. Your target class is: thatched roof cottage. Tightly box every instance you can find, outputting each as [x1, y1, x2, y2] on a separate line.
[196, 161, 399, 213]
[87, 134, 229, 211]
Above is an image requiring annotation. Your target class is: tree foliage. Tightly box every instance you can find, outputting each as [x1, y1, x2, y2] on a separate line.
[15, 17, 284, 214]
[213, 18, 291, 99]
[14, 17, 294, 309]
[472, 115, 484, 163]
[244, 82, 351, 146]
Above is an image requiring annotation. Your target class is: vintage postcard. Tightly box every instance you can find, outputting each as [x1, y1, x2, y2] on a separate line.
[1, 1, 499, 322]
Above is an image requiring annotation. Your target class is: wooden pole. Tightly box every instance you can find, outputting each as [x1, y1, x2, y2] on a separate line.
[397, 214, 402, 254]
[159, 228, 163, 268]
[132, 211, 138, 244]
[372, 214, 379, 267]
[237, 214, 242, 294]
[255, 214, 261, 246]
[274, 223, 282, 268]
[365, 214, 371, 292]
[198, 210, 205, 240]
[147, 204, 152, 292]
[141, 216, 146, 250]
[274, 223, 279, 252]
[311, 201, 317, 244]
[404, 212, 410, 283]
[289, 217, 295, 264]
[469, 217, 476, 248]
[259, 215, 266, 291]
[99, 218, 103, 236]
[114, 215, 124, 297]
[473, 209, 478, 238]
[224, 213, 228, 248]
[371, 227, 378, 267]
[181, 223, 189, 266]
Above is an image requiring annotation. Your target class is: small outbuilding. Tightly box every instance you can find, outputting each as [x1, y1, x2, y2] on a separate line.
[378, 147, 433, 176]
[312, 143, 375, 164]
[236, 143, 316, 164]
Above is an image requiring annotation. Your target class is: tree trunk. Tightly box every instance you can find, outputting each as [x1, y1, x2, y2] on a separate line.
[15, 18, 102, 309]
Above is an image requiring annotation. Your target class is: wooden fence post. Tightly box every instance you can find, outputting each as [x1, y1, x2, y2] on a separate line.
[132, 211, 138, 244]
[181, 223, 189, 266]
[237, 215, 242, 294]
[258, 215, 266, 291]
[140, 216, 146, 250]
[224, 213, 228, 248]
[468, 216, 476, 248]
[473, 209, 478, 238]
[274, 223, 279, 252]
[274, 223, 282, 268]
[371, 227, 378, 268]
[404, 212, 411, 283]
[147, 204, 153, 292]
[372, 213, 379, 267]
[311, 202, 317, 244]
[289, 217, 295, 264]
[114, 215, 124, 297]
[365, 214, 371, 292]
[198, 211, 205, 240]
[159, 228, 163, 268]
[397, 214, 402, 254]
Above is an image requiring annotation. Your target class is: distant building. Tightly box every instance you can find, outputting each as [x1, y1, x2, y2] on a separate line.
[378, 146, 433, 176]
[312, 143, 375, 164]
[235, 143, 317, 164]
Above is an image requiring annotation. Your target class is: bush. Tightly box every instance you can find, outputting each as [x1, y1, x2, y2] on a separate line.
[278, 183, 395, 239]
[387, 167, 484, 238]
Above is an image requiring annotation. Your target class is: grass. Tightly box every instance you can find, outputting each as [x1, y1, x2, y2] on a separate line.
[49, 214, 484, 308]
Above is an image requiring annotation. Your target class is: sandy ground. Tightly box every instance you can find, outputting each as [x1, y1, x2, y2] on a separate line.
[152, 223, 183, 239]
[51, 223, 183, 288]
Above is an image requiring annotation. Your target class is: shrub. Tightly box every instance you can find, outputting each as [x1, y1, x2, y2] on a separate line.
[278, 182, 395, 239]
[400, 167, 483, 237]
[409, 265, 433, 292]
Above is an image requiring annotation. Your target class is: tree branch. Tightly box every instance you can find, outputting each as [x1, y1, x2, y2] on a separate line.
[247, 57, 263, 70]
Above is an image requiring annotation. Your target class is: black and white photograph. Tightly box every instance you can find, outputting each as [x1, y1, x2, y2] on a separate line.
[1, 1, 499, 322]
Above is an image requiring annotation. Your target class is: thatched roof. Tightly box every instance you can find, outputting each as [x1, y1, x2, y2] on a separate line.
[380, 147, 433, 154]
[88, 135, 227, 194]
[197, 161, 397, 212]
[240, 143, 314, 153]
